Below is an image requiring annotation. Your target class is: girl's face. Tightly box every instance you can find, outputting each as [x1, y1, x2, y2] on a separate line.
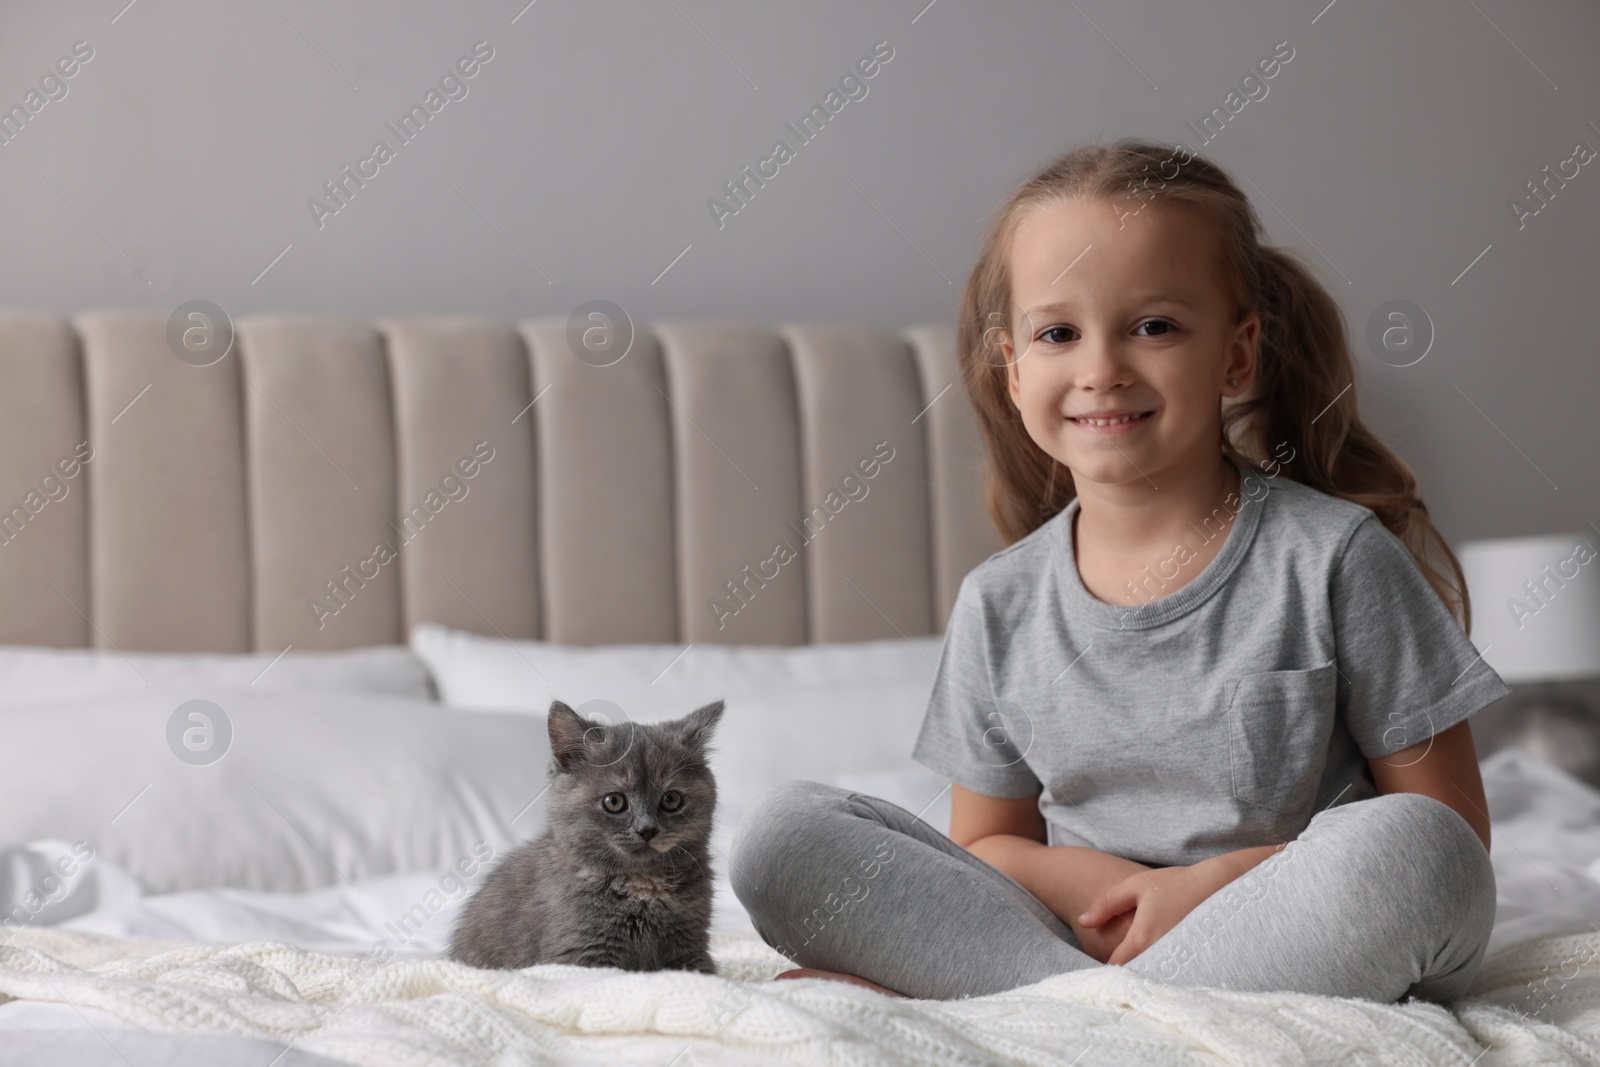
[1001, 197, 1258, 489]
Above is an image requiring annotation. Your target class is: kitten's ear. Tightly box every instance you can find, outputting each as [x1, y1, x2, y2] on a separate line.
[671, 699, 725, 751]
[548, 700, 599, 770]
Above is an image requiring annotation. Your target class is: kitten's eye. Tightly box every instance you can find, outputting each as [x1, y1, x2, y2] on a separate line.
[600, 793, 628, 814]
[659, 791, 684, 813]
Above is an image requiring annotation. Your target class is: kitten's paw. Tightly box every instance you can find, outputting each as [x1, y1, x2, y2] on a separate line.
[662, 956, 717, 975]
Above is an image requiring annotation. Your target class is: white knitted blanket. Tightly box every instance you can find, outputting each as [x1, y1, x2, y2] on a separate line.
[2, 926, 1599, 1066]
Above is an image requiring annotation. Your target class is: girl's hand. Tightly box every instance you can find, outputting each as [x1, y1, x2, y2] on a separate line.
[1055, 854, 1153, 964]
[1076, 862, 1233, 966]
[1070, 906, 1136, 964]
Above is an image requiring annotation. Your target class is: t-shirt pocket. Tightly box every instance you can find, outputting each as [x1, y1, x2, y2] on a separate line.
[1225, 664, 1338, 817]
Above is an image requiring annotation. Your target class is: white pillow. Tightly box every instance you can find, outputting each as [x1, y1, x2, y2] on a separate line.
[0, 687, 545, 893]
[0, 644, 433, 707]
[409, 623, 954, 837]
[410, 622, 943, 715]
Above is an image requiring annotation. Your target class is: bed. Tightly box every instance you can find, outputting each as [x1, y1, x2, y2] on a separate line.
[1, 309, 1598, 1066]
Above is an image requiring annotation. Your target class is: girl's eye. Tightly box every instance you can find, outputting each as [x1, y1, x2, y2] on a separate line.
[1035, 320, 1176, 345]
[659, 791, 684, 813]
[601, 793, 628, 814]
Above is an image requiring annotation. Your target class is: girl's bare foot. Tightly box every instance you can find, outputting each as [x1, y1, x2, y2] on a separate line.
[774, 967, 908, 998]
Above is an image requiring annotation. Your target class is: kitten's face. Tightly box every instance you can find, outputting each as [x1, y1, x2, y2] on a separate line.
[546, 700, 722, 866]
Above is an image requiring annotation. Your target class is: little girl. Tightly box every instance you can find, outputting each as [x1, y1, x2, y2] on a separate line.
[730, 139, 1510, 1004]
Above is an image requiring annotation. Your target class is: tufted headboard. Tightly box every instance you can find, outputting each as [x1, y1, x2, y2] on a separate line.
[0, 310, 1002, 653]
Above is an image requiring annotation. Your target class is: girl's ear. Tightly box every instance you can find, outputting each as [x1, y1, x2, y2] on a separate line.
[1223, 310, 1261, 397]
[1002, 311, 1037, 407]
[983, 310, 1026, 408]
[548, 700, 600, 770]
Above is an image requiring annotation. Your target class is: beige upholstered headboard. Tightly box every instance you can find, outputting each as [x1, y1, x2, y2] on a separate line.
[0, 310, 1002, 653]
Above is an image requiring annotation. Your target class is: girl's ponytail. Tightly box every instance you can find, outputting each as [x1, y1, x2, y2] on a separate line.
[1232, 245, 1471, 632]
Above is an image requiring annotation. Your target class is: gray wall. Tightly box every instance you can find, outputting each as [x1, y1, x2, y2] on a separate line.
[0, 0, 1595, 545]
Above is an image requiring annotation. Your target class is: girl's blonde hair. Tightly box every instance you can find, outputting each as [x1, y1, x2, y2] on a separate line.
[958, 138, 1473, 632]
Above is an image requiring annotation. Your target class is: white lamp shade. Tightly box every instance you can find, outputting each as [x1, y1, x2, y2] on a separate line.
[1457, 533, 1600, 685]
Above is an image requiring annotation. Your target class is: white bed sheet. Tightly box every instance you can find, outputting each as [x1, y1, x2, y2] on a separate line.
[3, 747, 1600, 1066]
[1483, 747, 1600, 956]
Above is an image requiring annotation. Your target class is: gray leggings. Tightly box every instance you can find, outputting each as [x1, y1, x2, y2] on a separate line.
[728, 780, 1497, 1003]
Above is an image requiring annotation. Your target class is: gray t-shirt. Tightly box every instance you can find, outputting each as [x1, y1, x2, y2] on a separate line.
[912, 457, 1510, 867]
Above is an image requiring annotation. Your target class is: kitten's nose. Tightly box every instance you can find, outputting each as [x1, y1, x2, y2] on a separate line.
[637, 826, 658, 841]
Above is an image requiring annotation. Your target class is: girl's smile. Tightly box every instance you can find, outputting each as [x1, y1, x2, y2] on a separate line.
[1065, 408, 1157, 434]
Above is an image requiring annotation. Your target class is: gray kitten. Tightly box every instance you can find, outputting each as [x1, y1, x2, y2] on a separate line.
[449, 698, 724, 973]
